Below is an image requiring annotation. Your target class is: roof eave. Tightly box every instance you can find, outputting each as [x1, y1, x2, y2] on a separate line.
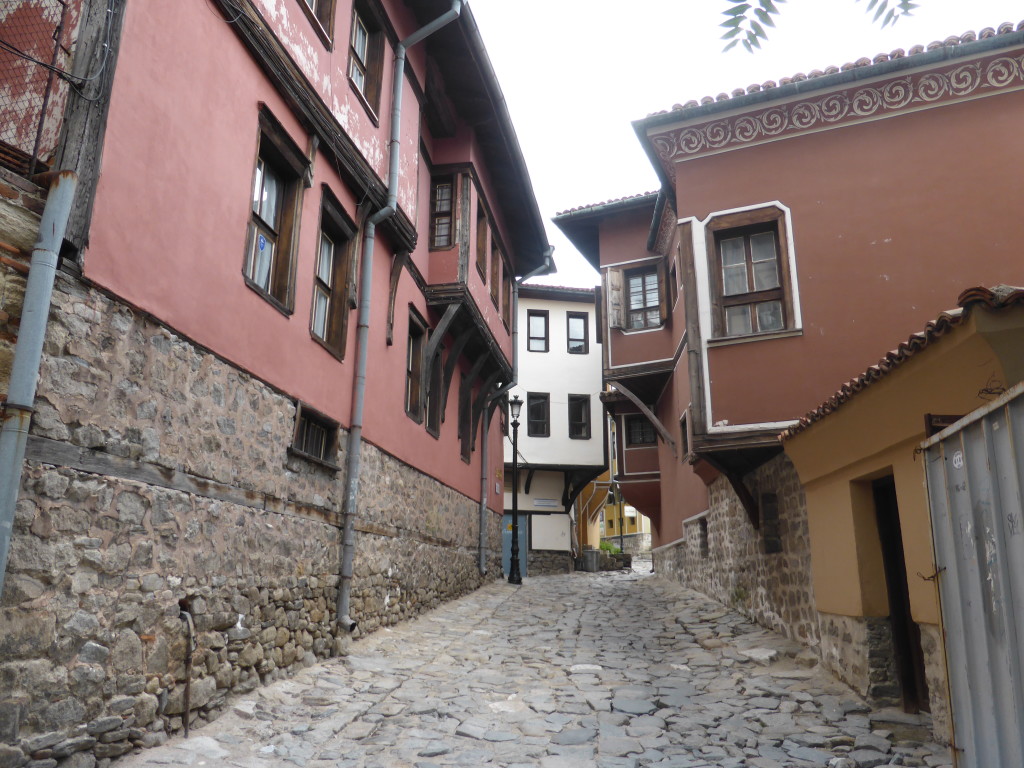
[636, 28, 1024, 134]
[457, 6, 552, 276]
[633, 28, 1024, 180]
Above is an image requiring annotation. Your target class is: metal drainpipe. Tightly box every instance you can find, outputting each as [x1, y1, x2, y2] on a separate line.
[477, 250, 553, 574]
[0, 171, 77, 599]
[337, 1, 463, 634]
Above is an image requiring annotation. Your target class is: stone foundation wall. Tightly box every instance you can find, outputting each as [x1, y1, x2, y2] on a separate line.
[817, 612, 893, 702]
[601, 532, 651, 555]
[0, 272, 501, 765]
[653, 453, 952, 743]
[655, 454, 819, 646]
[527, 550, 572, 576]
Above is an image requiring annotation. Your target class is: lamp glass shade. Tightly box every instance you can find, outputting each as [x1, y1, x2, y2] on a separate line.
[509, 395, 523, 421]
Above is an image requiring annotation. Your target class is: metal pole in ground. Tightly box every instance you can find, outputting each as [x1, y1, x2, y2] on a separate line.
[508, 395, 522, 585]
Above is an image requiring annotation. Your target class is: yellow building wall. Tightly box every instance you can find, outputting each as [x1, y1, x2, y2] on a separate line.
[786, 314, 1016, 626]
[576, 471, 611, 550]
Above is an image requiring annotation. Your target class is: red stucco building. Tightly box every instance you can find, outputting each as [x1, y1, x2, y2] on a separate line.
[0, 0, 552, 756]
[555, 22, 1024, 729]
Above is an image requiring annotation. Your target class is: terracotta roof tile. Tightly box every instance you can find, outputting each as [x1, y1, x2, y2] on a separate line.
[519, 283, 594, 295]
[781, 285, 1024, 441]
[647, 21, 1024, 119]
[555, 191, 659, 217]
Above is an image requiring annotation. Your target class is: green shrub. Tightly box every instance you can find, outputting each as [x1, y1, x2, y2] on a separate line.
[599, 540, 621, 554]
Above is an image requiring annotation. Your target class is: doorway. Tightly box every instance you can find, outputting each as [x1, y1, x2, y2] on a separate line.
[872, 476, 930, 713]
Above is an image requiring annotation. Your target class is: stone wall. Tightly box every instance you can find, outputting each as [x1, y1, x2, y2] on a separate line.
[654, 454, 952, 743]
[602, 532, 650, 555]
[656, 454, 819, 646]
[0, 271, 502, 765]
[527, 550, 572, 576]
[817, 612, 897, 704]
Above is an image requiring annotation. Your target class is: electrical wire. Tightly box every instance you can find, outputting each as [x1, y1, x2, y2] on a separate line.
[205, 0, 246, 24]
[0, 0, 116, 107]
[0, 0, 113, 86]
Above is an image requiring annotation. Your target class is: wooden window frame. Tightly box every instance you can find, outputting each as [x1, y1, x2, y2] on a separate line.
[567, 311, 589, 355]
[490, 241, 501, 308]
[526, 309, 549, 353]
[430, 175, 455, 250]
[625, 414, 656, 446]
[296, 0, 336, 47]
[706, 206, 794, 340]
[607, 258, 669, 331]
[244, 108, 309, 313]
[348, 1, 384, 118]
[310, 186, 357, 359]
[289, 402, 340, 470]
[475, 201, 488, 282]
[625, 265, 662, 330]
[405, 310, 427, 422]
[502, 267, 512, 329]
[568, 394, 591, 440]
[527, 392, 550, 438]
[425, 341, 444, 438]
[679, 411, 691, 462]
[459, 374, 472, 462]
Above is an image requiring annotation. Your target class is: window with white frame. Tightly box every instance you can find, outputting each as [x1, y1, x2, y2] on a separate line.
[627, 266, 660, 329]
[298, 0, 335, 41]
[430, 176, 454, 249]
[348, 2, 383, 113]
[310, 188, 356, 357]
[625, 415, 656, 446]
[706, 205, 796, 340]
[245, 109, 308, 310]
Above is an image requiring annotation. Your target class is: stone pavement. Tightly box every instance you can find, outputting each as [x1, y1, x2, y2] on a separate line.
[110, 566, 953, 768]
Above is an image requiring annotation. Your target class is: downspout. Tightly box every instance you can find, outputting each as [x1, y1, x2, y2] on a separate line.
[337, 1, 463, 633]
[0, 171, 77, 598]
[477, 248, 553, 574]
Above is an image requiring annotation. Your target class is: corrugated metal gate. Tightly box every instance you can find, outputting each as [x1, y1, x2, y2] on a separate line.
[922, 381, 1024, 767]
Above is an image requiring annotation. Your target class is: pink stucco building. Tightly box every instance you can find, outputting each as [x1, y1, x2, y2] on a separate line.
[0, 0, 552, 756]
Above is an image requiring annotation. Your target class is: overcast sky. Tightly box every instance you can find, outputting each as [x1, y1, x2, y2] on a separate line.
[466, 0, 1024, 287]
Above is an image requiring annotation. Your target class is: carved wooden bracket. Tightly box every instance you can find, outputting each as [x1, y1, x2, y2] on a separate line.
[385, 251, 411, 346]
[420, 304, 459, 413]
[608, 381, 677, 458]
[440, 326, 474, 424]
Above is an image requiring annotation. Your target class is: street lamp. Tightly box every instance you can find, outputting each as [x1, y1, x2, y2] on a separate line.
[508, 394, 523, 585]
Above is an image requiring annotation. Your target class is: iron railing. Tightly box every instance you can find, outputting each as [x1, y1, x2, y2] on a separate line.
[0, 0, 73, 177]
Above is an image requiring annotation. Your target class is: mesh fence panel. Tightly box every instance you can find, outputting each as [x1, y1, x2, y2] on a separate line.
[0, 0, 72, 175]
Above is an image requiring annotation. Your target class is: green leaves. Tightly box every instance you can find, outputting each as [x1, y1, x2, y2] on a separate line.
[721, 0, 785, 53]
[863, 0, 919, 28]
[721, 0, 919, 53]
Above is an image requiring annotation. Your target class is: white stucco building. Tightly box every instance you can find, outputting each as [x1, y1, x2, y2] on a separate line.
[503, 285, 606, 575]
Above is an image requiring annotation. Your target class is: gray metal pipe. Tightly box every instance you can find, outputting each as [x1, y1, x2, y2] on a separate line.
[0, 171, 77, 598]
[337, 1, 463, 633]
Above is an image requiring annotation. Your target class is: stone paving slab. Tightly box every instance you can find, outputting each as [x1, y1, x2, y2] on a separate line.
[110, 567, 953, 768]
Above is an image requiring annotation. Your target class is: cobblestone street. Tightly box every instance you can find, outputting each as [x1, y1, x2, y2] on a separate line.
[112, 566, 952, 768]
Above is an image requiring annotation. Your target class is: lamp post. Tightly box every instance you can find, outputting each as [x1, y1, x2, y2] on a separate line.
[508, 395, 523, 585]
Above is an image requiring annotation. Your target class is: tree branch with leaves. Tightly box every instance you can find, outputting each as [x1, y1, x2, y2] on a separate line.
[721, 0, 920, 52]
